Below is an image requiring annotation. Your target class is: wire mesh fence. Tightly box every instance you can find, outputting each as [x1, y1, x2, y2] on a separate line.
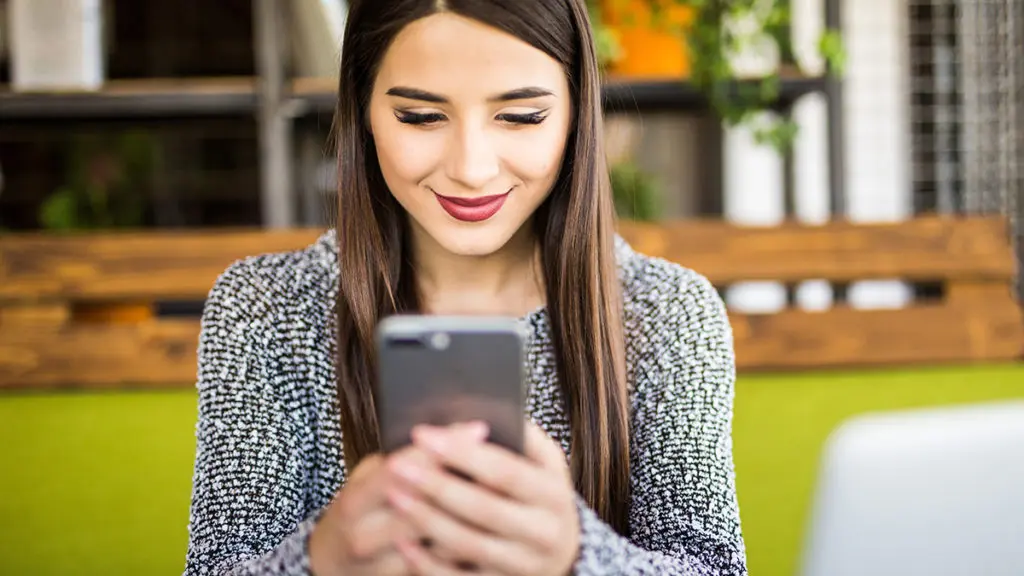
[909, 0, 1024, 298]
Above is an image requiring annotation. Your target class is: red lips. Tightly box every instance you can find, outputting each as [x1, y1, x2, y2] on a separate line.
[434, 190, 511, 222]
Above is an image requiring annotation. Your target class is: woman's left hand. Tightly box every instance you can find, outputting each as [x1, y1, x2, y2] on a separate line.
[386, 420, 580, 576]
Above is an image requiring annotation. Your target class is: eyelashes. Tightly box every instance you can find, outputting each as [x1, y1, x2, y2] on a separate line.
[394, 110, 549, 126]
[395, 111, 447, 125]
[496, 111, 548, 125]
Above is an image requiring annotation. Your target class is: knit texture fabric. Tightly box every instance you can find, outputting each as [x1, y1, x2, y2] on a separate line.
[184, 231, 747, 575]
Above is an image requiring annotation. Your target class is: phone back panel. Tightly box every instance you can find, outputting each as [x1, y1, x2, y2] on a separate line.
[376, 315, 526, 454]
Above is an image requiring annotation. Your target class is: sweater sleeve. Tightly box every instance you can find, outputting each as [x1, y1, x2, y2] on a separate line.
[572, 271, 747, 575]
[183, 261, 317, 576]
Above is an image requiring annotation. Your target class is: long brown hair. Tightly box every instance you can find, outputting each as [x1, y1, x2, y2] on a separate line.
[333, 0, 631, 534]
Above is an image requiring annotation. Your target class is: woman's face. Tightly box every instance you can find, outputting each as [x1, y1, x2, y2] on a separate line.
[368, 12, 573, 257]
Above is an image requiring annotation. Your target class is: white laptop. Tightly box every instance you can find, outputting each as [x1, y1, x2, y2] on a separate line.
[800, 400, 1024, 576]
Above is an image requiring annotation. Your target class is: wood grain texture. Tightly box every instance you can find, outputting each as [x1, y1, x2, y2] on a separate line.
[617, 215, 1016, 284]
[3, 300, 1020, 389]
[1, 216, 1021, 389]
[0, 319, 200, 390]
[0, 228, 323, 301]
[733, 300, 1024, 370]
[1, 216, 1014, 304]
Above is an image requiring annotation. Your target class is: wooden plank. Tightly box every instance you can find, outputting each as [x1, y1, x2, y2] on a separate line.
[1, 217, 1013, 302]
[945, 280, 1014, 305]
[618, 215, 1016, 284]
[0, 228, 323, 302]
[3, 300, 1021, 390]
[0, 319, 200, 390]
[733, 301, 1024, 370]
[0, 304, 70, 328]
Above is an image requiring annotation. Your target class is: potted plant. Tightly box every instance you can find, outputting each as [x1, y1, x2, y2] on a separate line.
[40, 131, 155, 232]
[596, 0, 697, 79]
[40, 130, 159, 323]
[589, 0, 845, 152]
[610, 159, 662, 222]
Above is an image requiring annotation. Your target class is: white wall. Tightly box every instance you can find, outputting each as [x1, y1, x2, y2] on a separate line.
[724, 0, 913, 312]
[843, 0, 914, 308]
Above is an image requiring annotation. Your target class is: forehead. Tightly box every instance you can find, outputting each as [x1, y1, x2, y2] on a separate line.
[375, 12, 568, 99]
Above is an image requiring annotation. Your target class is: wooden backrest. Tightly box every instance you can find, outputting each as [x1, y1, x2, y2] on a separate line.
[1, 215, 1021, 389]
[1, 216, 1014, 301]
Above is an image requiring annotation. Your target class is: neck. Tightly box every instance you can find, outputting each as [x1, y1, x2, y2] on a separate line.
[411, 222, 545, 318]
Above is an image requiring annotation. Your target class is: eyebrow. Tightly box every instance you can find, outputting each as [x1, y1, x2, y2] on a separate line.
[385, 86, 555, 103]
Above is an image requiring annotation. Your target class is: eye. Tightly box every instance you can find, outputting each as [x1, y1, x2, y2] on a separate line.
[394, 110, 447, 125]
[496, 111, 549, 126]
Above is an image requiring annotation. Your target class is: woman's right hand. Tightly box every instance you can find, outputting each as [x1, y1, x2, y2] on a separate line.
[308, 422, 489, 576]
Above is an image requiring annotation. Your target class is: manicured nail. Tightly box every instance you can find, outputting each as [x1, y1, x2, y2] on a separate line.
[412, 426, 448, 454]
[388, 488, 414, 511]
[463, 420, 490, 440]
[390, 457, 423, 484]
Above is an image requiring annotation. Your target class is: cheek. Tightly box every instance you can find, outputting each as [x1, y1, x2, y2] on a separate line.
[370, 110, 442, 188]
[501, 124, 569, 186]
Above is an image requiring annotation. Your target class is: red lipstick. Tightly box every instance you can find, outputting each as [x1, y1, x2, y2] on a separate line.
[434, 190, 510, 222]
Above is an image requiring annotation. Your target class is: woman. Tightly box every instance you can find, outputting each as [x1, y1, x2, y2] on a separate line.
[184, 0, 747, 574]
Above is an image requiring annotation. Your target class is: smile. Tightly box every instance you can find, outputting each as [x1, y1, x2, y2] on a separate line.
[434, 189, 511, 223]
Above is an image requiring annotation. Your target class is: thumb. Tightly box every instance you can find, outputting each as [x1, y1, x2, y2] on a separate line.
[524, 420, 568, 471]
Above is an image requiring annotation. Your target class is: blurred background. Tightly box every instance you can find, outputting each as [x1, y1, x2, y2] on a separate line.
[0, 0, 1022, 574]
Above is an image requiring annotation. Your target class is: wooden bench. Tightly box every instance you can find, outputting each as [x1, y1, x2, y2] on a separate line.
[1, 215, 1021, 390]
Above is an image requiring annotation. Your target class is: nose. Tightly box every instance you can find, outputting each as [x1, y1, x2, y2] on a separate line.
[445, 121, 500, 190]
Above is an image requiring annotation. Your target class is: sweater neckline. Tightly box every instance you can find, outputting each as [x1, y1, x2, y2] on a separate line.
[314, 229, 631, 332]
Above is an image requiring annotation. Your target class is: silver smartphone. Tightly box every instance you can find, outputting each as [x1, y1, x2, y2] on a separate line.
[375, 315, 526, 454]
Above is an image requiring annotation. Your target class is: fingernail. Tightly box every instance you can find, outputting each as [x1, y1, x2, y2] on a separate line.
[390, 457, 422, 484]
[412, 426, 447, 454]
[465, 420, 489, 440]
[388, 488, 414, 511]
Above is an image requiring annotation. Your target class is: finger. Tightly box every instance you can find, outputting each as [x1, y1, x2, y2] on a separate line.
[345, 507, 424, 562]
[411, 425, 557, 505]
[342, 446, 436, 523]
[389, 485, 530, 575]
[524, 420, 571, 473]
[395, 536, 463, 576]
[389, 449, 552, 546]
[356, 550, 411, 576]
[448, 420, 491, 442]
[335, 455, 393, 521]
[344, 509, 398, 561]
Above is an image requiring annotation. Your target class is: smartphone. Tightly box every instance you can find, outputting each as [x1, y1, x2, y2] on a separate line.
[375, 315, 526, 455]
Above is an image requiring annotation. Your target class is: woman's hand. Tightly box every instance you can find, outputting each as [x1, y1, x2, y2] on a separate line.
[309, 424, 490, 576]
[386, 421, 581, 575]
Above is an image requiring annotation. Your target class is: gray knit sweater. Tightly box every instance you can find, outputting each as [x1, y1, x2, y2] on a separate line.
[183, 231, 747, 575]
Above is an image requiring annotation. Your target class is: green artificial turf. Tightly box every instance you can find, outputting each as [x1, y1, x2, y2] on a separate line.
[0, 363, 1021, 575]
[733, 362, 1024, 576]
[0, 390, 199, 576]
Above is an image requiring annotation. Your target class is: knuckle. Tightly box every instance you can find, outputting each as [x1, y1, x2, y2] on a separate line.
[491, 465, 519, 490]
[334, 492, 357, 523]
[536, 522, 560, 553]
[345, 532, 372, 561]
[521, 555, 546, 576]
[454, 535, 486, 564]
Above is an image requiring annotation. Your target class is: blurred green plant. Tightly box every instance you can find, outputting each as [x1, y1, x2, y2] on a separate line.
[610, 160, 661, 221]
[588, 0, 846, 153]
[40, 131, 157, 231]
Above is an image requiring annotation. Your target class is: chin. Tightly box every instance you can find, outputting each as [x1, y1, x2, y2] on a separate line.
[427, 223, 524, 257]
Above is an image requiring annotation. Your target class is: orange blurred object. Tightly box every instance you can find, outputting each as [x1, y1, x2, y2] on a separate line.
[602, 0, 696, 79]
[75, 302, 155, 324]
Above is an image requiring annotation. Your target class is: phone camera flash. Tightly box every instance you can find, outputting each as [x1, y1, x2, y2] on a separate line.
[430, 332, 450, 350]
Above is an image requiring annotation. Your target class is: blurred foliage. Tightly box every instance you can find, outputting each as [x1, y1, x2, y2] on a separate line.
[40, 132, 158, 231]
[610, 160, 662, 221]
[588, 0, 846, 153]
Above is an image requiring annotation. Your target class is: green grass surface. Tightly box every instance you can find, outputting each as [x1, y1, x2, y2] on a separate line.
[0, 390, 199, 576]
[734, 363, 1024, 576]
[0, 363, 1022, 575]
